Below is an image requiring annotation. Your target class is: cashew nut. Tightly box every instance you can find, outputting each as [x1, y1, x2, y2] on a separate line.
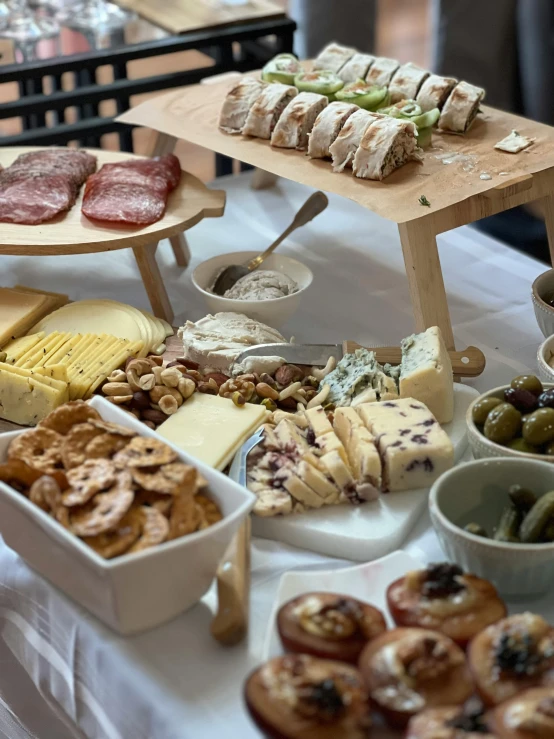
[312, 357, 337, 382]
[306, 384, 331, 409]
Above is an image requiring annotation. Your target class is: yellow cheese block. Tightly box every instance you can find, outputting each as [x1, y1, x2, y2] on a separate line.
[35, 364, 69, 383]
[15, 332, 62, 366]
[19, 332, 72, 369]
[44, 333, 84, 366]
[14, 285, 69, 310]
[79, 340, 144, 399]
[1, 332, 45, 363]
[0, 362, 68, 394]
[63, 334, 105, 372]
[157, 393, 268, 470]
[0, 366, 67, 426]
[68, 335, 120, 378]
[0, 288, 50, 346]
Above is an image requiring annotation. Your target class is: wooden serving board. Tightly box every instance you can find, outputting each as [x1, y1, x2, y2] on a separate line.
[0, 147, 225, 256]
[114, 0, 285, 35]
[117, 75, 554, 225]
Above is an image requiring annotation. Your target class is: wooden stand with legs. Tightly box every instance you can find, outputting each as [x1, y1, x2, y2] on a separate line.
[0, 147, 226, 325]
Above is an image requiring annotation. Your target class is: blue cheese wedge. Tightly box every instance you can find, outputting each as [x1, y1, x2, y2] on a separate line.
[326, 348, 399, 407]
[358, 398, 454, 492]
[399, 326, 454, 423]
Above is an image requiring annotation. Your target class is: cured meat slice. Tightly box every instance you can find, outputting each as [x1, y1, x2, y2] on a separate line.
[82, 154, 181, 226]
[0, 173, 74, 224]
[11, 150, 97, 181]
[81, 182, 166, 225]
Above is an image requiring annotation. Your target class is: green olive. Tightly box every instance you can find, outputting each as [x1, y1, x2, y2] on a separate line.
[522, 408, 554, 446]
[507, 438, 540, 454]
[483, 403, 522, 444]
[472, 396, 502, 425]
[511, 375, 544, 397]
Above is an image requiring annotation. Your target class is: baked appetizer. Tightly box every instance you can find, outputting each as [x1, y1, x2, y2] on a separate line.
[271, 92, 328, 150]
[352, 118, 420, 181]
[313, 43, 357, 74]
[359, 627, 473, 727]
[365, 56, 400, 87]
[438, 80, 485, 134]
[386, 563, 507, 648]
[416, 73, 457, 112]
[242, 83, 298, 140]
[490, 686, 554, 738]
[244, 654, 372, 739]
[329, 109, 380, 172]
[388, 62, 430, 104]
[218, 77, 267, 134]
[307, 101, 359, 160]
[406, 702, 494, 738]
[277, 592, 387, 664]
[469, 613, 554, 706]
[262, 54, 301, 85]
[338, 53, 376, 83]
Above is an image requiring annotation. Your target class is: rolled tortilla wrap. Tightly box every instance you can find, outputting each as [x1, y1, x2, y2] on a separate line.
[307, 101, 359, 159]
[313, 42, 357, 74]
[388, 62, 430, 104]
[352, 117, 419, 181]
[329, 109, 384, 172]
[219, 77, 267, 134]
[438, 80, 485, 134]
[365, 57, 400, 87]
[338, 53, 376, 83]
[416, 73, 457, 112]
[271, 92, 329, 150]
[242, 83, 298, 139]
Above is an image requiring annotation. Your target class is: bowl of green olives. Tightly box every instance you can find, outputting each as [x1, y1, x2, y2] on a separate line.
[537, 334, 554, 384]
[467, 375, 554, 462]
[430, 458, 554, 597]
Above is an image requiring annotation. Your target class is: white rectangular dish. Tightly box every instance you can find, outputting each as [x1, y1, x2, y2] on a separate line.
[0, 396, 255, 635]
[231, 384, 478, 561]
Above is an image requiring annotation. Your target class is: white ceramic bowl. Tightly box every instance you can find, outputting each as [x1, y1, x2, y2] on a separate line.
[537, 335, 554, 384]
[430, 458, 554, 597]
[532, 269, 554, 338]
[192, 251, 313, 328]
[0, 397, 254, 635]
[466, 383, 554, 462]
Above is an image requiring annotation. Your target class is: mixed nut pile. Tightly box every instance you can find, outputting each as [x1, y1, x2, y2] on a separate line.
[100, 355, 336, 429]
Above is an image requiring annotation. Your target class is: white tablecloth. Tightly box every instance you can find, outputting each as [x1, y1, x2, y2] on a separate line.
[0, 172, 548, 739]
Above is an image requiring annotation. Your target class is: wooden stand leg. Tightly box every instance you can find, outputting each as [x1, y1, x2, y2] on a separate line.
[541, 194, 554, 265]
[398, 220, 455, 350]
[169, 232, 191, 268]
[148, 131, 177, 158]
[250, 169, 279, 190]
[132, 243, 174, 324]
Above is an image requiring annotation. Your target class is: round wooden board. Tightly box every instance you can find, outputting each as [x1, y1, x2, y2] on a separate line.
[0, 147, 226, 255]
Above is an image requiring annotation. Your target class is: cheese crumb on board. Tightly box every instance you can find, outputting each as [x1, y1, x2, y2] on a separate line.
[156, 393, 268, 471]
[494, 130, 535, 153]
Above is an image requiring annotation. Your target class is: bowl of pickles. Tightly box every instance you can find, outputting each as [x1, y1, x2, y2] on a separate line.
[430, 458, 554, 597]
[466, 375, 554, 461]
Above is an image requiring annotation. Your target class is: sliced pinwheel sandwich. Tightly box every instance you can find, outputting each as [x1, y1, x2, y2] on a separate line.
[329, 109, 384, 172]
[365, 56, 400, 87]
[313, 42, 356, 74]
[307, 101, 359, 159]
[438, 80, 485, 133]
[416, 73, 457, 112]
[352, 117, 420, 181]
[218, 77, 267, 134]
[242, 83, 298, 139]
[271, 92, 328, 150]
[388, 62, 430, 104]
[338, 52, 376, 83]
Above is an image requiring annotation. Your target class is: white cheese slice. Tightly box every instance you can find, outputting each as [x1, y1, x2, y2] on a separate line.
[304, 406, 333, 436]
[157, 393, 267, 470]
[494, 130, 535, 153]
[399, 326, 454, 424]
[358, 398, 454, 492]
[334, 407, 381, 490]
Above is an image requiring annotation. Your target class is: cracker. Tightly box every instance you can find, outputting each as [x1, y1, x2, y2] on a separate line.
[8, 427, 66, 486]
[168, 467, 201, 540]
[195, 493, 223, 529]
[86, 433, 131, 460]
[63, 459, 117, 507]
[39, 400, 101, 435]
[128, 506, 169, 553]
[113, 437, 177, 469]
[130, 462, 196, 495]
[134, 489, 173, 516]
[82, 511, 141, 559]
[61, 422, 104, 470]
[87, 419, 136, 438]
[69, 471, 134, 537]
[0, 459, 43, 492]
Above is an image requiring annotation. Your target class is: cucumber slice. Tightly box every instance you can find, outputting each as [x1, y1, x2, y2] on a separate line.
[379, 99, 440, 130]
[261, 54, 301, 85]
[417, 126, 433, 148]
[294, 70, 344, 98]
[335, 79, 388, 111]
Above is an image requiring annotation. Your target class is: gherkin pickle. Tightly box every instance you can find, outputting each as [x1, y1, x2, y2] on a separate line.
[483, 403, 522, 445]
[507, 438, 539, 455]
[522, 408, 554, 446]
[542, 519, 554, 542]
[508, 485, 538, 512]
[511, 375, 543, 397]
[464, 522, 488, 538]
[494, 504, 522, 542]
[520, 491, 554, 543]
[472, 396, 502, 426]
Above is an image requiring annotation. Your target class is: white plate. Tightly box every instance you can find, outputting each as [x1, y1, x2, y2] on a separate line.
[264, 550, 421, 660]
[249, 385, 479, 561]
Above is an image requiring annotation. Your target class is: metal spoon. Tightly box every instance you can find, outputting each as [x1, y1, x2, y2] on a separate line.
[212, 190, 329, 296]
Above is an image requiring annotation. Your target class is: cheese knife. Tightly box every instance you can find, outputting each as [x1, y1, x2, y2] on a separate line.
[235, 341, 486, 378]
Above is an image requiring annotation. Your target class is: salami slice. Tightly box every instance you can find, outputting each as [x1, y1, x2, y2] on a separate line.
[82, 154, 181, 226]
[81, 182, 166, 225]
